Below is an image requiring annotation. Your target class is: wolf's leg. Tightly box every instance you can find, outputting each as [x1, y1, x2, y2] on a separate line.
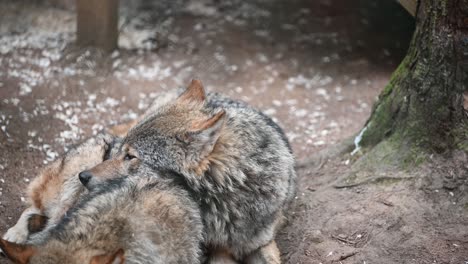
[207, 249, 239, 264]
[244, 240, 281, 264]
[3, 207, 41, 243]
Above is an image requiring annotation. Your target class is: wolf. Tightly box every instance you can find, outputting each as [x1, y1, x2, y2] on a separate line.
[0, 172, 203, 264]
[80, 79, 297, 264]
[2, 133, 118, 244]
[2, 89, 180, 243]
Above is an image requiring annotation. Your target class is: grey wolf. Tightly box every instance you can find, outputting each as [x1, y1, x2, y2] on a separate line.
[81, 80, 297, 264]
[0, 173, 203, 264]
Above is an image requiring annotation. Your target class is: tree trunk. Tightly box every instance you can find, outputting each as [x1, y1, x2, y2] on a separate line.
[76, 0, 119, 51]
[359, 0, 468, 154]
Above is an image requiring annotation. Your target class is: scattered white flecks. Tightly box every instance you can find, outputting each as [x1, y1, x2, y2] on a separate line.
[286, 132, 300, 142]
[37, 58, 50, 68]
[59, 129, 81, 141]
[19, 83, 32, 95]
[254, 30, 269, 38]
[256, 53, 269, 63]
[449, 192, 454, 197]
[287, 74, 333, 91]
[23, 178, 30, 183]
[105, 98, 120, 108]
[91, 124, 104, 135]
[194, 23, 204, 31]
[111, 50, 120, 59]
[327, 251, 333, 257]
[117, 62, 172, 81]
[185, 0, 218, 17]
[272, 100, 282, 107]
[351, 79, 358, 85]
[28, 130, 37, 137]
[264, 108, 277, 116]
[10, 98, 20, 106]
[122, 110, 139, 121]
[313, 140, 325, 146]
[112, 59, 122, 69]
[0, 179, 5, 183]
[351, 125, 368, 155]
[119, 29, 160, 50]
[295, 109, 308, 118]
[344, 159, 350, 165]
[316, 88, 330, 100]
[20, 197, 26, 203]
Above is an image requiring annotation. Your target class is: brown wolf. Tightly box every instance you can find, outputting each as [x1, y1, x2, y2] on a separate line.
[0, 173, 203, 264]
[2, 133, 117, 244]
[81, 80, 297, 264]
[2, 89, 182, 243]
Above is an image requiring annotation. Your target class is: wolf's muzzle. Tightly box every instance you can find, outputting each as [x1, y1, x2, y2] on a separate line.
[78, 171, 92, 186]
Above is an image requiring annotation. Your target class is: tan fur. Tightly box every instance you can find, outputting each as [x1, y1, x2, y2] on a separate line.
[190, 109, 225, 131]
[86, 158, 125, 180]
[177, 79, 206, 104]
[90, 249, 125, 264]
[188, 128, 234, 177]
[108, 120, 139, 137]
[0, 239, 36, 264]
[4, 134, 113, 244]
[208, 248, 237, 264]
[3, 174, 203, 264]
[28, 159, 65, 211]
[244, 241, 281, 264]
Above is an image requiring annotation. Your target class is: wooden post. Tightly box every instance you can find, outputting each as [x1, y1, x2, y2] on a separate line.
[398, 0, 417, 17]
[76, 0, 118, 51]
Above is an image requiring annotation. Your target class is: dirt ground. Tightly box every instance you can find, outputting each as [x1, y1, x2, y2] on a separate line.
[1, 0, 467, 263]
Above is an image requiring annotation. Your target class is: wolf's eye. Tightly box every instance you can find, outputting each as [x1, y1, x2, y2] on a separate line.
[124, 153, 137, 160]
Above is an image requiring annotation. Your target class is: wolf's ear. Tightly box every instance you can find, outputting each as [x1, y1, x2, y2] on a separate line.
[90, 248, 125, 264]
[177, 79, 206, 104]
[0, 238, 36, 264]
[187, 110, 226, 157]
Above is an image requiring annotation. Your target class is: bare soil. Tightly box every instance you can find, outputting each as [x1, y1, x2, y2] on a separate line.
[1, 0, 467, 263]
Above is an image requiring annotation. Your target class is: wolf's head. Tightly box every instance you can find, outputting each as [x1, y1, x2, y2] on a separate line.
[79, 79, 226, 189]
[0, 238, 125, 264]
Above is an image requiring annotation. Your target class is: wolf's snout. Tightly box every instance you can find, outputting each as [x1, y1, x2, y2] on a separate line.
[78, 171, 92, 186]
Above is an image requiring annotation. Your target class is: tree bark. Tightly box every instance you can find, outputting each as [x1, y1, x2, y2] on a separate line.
[360, 0, 468, 153]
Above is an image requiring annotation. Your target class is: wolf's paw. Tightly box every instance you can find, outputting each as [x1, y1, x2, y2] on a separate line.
[2, 225, 29, 244]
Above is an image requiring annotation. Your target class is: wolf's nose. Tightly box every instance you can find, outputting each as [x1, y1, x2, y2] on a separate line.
[79, 171, 92, 185]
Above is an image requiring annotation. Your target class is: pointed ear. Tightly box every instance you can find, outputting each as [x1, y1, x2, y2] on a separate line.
[187, 110, 226, 157]
[177, 79, 206, 104]
[90, 249, 125, 264]
[0, 238, 36, 264]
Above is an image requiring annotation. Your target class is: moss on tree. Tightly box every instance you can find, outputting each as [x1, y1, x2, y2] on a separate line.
[358, 0, 467, 163]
